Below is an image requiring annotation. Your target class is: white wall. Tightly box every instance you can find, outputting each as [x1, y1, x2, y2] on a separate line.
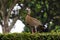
[10, 19, 25, 33]
[0, 19, 25, 33]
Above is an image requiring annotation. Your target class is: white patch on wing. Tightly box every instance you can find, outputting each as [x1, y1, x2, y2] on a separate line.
[44, 23, 48, 29]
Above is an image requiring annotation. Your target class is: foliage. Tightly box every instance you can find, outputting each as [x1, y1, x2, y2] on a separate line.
[19, 0, 60, 32]
[0, 0, 60, 33]
[0, 32, 60, 40]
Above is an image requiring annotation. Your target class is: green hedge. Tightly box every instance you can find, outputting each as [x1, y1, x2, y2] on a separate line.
[0, 32, 60, 40]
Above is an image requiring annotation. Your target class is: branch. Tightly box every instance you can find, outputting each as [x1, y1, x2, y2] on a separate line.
[8, 0, 20, 19]
[9, 17, 18, 31]
[0, 0, 3, 4]
[3, 0, 9, 4]
[7, 0, 20, 31]
[0, 10, 4, 20]
[9, 0, 19, 10]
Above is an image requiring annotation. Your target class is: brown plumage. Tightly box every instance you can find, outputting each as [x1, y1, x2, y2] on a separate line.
[25, 7, 44, 33]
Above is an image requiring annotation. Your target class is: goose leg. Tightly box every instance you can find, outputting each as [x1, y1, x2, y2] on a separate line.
[35, 26, 37, 32]
[31, 28, 34, 33]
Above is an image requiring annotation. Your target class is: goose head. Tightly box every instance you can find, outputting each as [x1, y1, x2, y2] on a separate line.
[26, 7, 31, 15]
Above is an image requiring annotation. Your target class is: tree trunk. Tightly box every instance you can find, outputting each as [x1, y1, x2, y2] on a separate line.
[2, 16, 10, 34]
[0, 0, 19, 34]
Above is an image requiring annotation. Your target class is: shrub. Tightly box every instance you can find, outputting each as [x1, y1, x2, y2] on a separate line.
[0, 32, 60, 40]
